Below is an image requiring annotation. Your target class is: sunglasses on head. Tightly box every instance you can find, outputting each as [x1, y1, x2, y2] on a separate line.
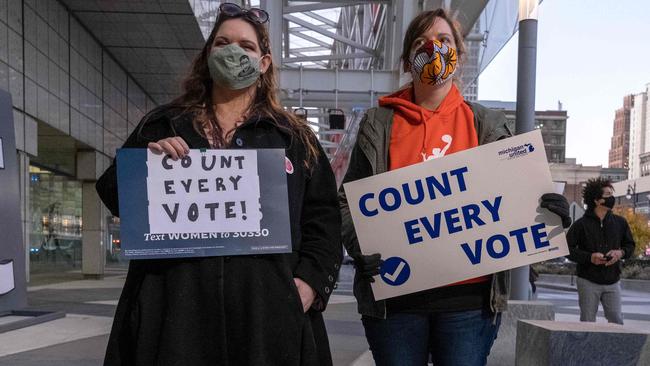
[219, 3, 269, 24]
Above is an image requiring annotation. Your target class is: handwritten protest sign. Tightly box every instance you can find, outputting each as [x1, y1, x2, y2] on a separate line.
[146, 150, 262, 234]
[117, 148, 291, 259]
[343, 130, 569, 300]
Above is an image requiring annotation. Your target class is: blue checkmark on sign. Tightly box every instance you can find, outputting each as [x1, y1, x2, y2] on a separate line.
[380, 257, 410, 286]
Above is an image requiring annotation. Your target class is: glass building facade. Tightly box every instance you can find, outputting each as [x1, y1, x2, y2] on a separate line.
[1, 0, 157, 279]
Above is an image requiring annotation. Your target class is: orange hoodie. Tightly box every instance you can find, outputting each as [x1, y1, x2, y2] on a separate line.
[380, 83, 478, 169]
[379, 83, 489, 286]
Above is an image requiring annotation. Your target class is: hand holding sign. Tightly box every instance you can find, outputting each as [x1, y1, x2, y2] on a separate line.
[148, 136, 190, 160]
[540, 193, 571, 228]
[352, 253, 383, 282]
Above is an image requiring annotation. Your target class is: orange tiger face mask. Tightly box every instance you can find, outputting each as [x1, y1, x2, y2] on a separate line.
[409, 39, 457, 86]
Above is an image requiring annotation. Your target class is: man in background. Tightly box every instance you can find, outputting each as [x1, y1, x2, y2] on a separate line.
[566, 178, 635, 324]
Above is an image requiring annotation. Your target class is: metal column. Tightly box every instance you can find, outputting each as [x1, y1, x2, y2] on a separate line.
[260, 0, 284, 67]
[514, 19, 537, 134]
[391, 0, 420, 87]
[18, 151, 30, 283]
[77, 151, 106, 279]
[511, 16, 538, 301]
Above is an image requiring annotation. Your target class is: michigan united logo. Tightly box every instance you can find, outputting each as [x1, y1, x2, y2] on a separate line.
[498, 143, 535, 160]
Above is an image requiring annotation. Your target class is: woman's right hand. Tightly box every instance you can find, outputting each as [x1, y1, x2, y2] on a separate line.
[352, 253, 383, 282]
[147, 137, 190, 160]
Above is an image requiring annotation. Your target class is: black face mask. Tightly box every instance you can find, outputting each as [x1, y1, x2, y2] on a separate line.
[601, 196, 615, 209]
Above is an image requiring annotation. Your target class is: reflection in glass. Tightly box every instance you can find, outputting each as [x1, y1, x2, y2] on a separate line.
[29, 165, 82, 273]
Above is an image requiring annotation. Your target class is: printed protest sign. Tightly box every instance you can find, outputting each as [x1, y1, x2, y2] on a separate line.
[343, 130, 569, 300]
[117, 148, 291, 259]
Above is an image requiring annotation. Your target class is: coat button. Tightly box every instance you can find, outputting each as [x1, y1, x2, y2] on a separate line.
[235, 137, 243, 146]
[334, 263, 339, 270]
[324, 286, 330, 294]
[328, 275, 334, 282]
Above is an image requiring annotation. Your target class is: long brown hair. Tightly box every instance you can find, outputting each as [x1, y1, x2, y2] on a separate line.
[170, 11, 320, 168]
[400, 9, 466, 76]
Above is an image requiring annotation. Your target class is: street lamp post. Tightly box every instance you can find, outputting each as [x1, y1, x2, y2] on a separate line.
[626, 182, 637, 212]
[511, 0, 539, 301]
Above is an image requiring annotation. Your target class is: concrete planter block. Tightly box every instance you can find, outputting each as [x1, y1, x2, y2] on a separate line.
[487, 301, 555, 366]
[516, 320, 650, 366]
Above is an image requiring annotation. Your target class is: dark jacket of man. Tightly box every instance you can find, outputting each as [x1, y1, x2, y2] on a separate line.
[96, 105, 342, 366]
[338, 102, 513, 319]
[566, 209, 635, 285]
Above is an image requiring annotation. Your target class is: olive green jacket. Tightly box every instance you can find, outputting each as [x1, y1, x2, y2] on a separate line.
[339, 102, 513, 318]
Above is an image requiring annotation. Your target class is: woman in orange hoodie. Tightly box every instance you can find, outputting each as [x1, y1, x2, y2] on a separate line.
[339, 9, 571, 366]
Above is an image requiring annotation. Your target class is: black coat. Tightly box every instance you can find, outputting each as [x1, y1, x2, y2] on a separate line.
[566, 210, 635, 285]
[96, 106, 342, 365]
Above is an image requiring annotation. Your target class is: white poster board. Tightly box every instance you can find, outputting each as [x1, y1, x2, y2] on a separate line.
[0, 259, 15, 295]
[146, 149, 263, 234]
[0, 137, 4, 169]
[343, 130, 569, 300]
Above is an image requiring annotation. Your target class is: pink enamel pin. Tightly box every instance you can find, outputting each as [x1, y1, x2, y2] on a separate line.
[285, 156, 294, 174]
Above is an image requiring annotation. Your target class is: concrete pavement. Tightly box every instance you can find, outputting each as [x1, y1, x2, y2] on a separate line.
[0, 265, 368, 366]
[1, 267, 649, 365]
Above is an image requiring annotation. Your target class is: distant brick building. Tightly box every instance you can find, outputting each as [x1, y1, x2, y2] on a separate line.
[550, 158, 628, 205]
[608, 95, 633, 169]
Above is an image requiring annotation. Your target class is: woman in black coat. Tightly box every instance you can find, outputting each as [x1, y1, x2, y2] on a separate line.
[96, 4, 342, 365]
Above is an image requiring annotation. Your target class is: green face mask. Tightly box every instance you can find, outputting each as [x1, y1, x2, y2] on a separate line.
[208, 44, 262, 90]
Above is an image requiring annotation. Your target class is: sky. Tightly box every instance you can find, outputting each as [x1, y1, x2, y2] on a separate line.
[478, 0, 650, 167]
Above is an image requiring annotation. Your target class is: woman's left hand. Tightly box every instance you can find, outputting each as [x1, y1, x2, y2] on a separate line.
[540, 193, 571, 228]
[293, 278, 316, 313]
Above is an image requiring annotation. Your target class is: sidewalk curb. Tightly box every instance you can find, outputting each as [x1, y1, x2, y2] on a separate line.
[536, 282, 577, 292]
[0, 310, 65, 334]
[538, 274, 650, 293]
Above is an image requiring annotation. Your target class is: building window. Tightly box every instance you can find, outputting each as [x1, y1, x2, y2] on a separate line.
[551, 151, 561, 162]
